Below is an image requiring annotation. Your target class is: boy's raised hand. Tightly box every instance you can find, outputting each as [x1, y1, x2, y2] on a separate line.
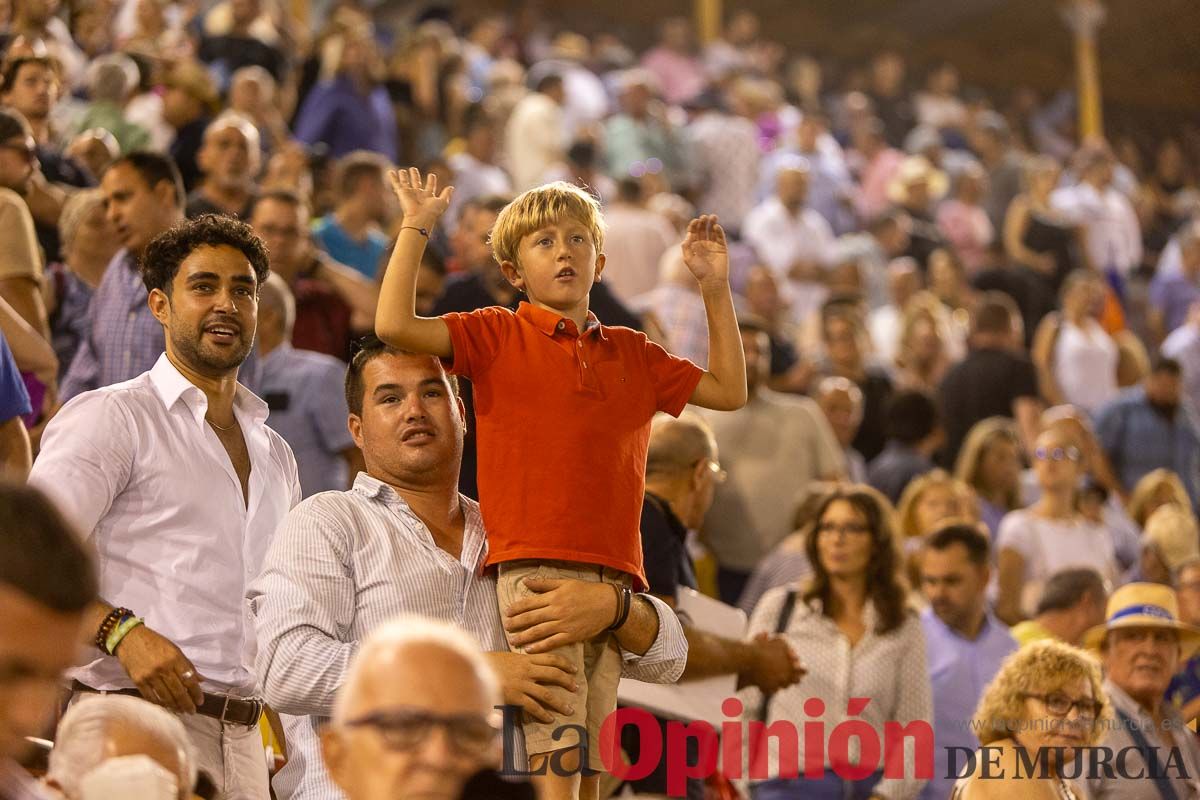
[681, 214, 729, 285]
[389, 166, 454, 222]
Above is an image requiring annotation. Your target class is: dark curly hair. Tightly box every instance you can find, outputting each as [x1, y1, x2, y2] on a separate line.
[140, 214, 270, 296]
[803, 484, 910, 635]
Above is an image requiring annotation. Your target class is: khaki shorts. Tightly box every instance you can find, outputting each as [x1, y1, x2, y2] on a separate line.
[497, 559, 632, 772]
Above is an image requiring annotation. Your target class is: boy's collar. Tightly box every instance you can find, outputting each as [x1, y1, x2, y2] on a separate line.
[516, 301, 606, 339]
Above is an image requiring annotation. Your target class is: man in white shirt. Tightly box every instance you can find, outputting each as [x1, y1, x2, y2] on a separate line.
[30, 215, 302, 800]
[445, 108, 512, 232]
[600, 178, 679, 303]
[251, 341, 687, 800]
[504, 74, 567, 192]
[1051, 145, 1142, 279]
[743, 158, 836, 325]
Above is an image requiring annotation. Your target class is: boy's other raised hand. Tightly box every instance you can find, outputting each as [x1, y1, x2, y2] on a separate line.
[389, 166, 454, 223]
[681, 214, 730, 285]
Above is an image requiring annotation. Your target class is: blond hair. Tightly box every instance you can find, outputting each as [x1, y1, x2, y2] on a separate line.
[1144, 505, 1200, 574]
[973, 640, 1111, 747]
[896, 468, 978, 539]
[490, 181, 606, 266]
[1127, 469, 1191, 527]
[954, 417, 1022, 512]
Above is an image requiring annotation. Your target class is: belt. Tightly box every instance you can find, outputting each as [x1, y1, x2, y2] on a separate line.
[71, 680, 263, 728]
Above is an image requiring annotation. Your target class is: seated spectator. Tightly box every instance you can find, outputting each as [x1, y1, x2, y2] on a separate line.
[294, 23, 397, 161]
[938, 291, 1041, 466]
[995, 426, 1119, 624]
[445, 105, 511, 231]
[918, 524, 1017, 800]
[850, 117, 904, 222]
[814, 376, 868, 480]
[1085, 583, 1200, 800]
[227, 66, 290, 155]
[833, 209, 912, 311]
[599, 178, 678, 303]
[256, 274, 359, 497]
[1127, 504, 1200, 585]
[953, 417, 1023, 537]
[603, 68, 683, 187]
[893, 295, 953, 393]
[1167, 558, 1200, 722]
[935, 160, 993, 274]
[1031, 270, 1119, 417]
[46, 189, 116, 381]
[1095, 356, 1200, 508]
[197, 0, 286, 91]
[813, 299, 894, 461]
[955, 640, 1109, 799]
[1147, 223, 1200, 345]
[1010, 567, 1108, 647]
[161, 60, 220, 192]
[71, 54, 150, 155]
[868, 389, 943, 505]
[742, 485, 931, 799]
[185, 112, 261, 219]
[868, 257, 922, 366]
[44, 695, 197, 800]
[312, 152, 393, 279]
[740, 266, 808, 394]
[320, 617, 503, 800]
[1126, 468, 1192, 529]
[503, 73, 566, 192]
[886, 156, 948, 268]
[0, 483, 97, 793]
[249, 188, 377, 360]
[700, 318, 844, 604]
[743, 157, 836, 325]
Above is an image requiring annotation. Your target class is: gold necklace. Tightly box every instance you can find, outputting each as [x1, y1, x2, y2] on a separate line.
[206, 416, 237, 432]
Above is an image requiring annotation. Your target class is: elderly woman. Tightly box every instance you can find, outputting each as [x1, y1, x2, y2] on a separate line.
[952, 640, 1111, 799]
[744, 485, 931, 800]
[954, 417, 1022, 537]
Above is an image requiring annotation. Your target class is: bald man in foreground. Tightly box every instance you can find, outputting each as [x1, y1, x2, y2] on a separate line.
[321, 616, 503, 800]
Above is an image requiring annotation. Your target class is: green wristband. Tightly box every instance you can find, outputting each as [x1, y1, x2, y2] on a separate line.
[106, 616, 144, 655]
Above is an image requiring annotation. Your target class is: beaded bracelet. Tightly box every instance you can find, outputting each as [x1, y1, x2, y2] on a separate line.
[94, 607, 134, 652]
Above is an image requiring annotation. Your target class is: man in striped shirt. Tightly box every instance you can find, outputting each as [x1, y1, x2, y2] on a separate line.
[251, 339, 687, 800]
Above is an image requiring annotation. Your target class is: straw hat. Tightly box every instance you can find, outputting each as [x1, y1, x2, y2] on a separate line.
[1144, 505, 1200, 574]
[1083, 582, 1200, 658]
[886, 155, 949, 206]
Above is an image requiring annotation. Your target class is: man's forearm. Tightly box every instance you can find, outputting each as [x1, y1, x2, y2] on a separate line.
[699, 280, 747, 408]
[612, 595, 659, 656]
[679, 625, 754, 682]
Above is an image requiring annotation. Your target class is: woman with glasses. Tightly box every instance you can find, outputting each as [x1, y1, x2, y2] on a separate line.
[995, 427, 1118, 625]
[952, 639, 1111, 799]
[742, 485, 932, 800]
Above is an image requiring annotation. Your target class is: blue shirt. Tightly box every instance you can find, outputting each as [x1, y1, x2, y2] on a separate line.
[258, 344, 355, 497]
[311, 215, 389, 280]
[919, 607, 1017, 800]
[1149, 271, 1200, 336]
[293, 75, 398, 161]
[1095, 386, 1200, 508]
[61, 250, 260, 401]
[0, 332, 31, 423]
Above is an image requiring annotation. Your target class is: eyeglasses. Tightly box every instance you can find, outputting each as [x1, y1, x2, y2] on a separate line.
[816, 521, 872, 537]
[343, 708, 502, 757]
[1024, 693, 1103, 720]
[1034, 446, 1081, 463]
[0, 140, 37, 163]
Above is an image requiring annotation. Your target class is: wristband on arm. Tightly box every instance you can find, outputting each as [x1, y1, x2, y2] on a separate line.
[606, 585, 633, 632]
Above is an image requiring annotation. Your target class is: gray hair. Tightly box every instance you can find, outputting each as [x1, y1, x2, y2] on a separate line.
[646, 411, 717, 478]
[331, 616, 500, 726]
[258, 272, 295, 336]
[48, 694, 197, 799]
[58, 188, 105, 252]
[86, 53, 139, 103]
[203, 110, 262, 152]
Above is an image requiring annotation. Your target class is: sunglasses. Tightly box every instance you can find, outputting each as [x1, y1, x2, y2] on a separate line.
[1034, 446, 1081, 463]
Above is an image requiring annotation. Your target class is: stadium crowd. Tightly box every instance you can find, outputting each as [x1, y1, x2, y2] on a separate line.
[3, 1, 1200, 799]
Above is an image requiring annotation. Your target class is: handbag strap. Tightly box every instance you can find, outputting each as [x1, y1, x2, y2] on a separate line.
[755, 589, 799, 723]
[1113, 706, 1181, 800]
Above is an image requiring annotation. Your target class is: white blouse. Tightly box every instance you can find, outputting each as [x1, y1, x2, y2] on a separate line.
[1054, 317, 1119, 416]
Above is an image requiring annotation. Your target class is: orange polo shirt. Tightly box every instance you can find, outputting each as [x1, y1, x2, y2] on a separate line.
[441, 302, 704, 590]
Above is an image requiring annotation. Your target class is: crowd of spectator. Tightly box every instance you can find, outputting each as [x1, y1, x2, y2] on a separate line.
[4, 1, 1200, 800]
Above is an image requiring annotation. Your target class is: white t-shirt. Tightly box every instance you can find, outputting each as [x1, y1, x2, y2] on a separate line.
[996, 508, 1118, 617]
[1054, 317, 1119, 416]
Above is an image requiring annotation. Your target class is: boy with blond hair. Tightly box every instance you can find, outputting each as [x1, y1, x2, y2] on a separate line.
[376, 168, 746, 799]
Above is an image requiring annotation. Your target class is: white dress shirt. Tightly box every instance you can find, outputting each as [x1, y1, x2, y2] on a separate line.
[1050, 181, 1142, 276]
[251, 474, 688, 800]
[29, 354, 301, 695]
[742, 197, 836, 324]
[505, 93, 567, 192]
